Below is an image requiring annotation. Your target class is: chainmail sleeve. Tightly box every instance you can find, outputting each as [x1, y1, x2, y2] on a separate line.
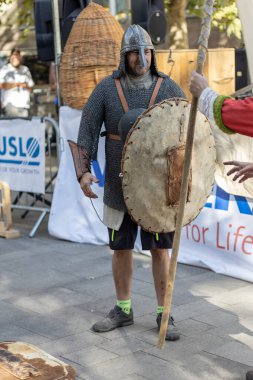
[77, 79, 106, 160]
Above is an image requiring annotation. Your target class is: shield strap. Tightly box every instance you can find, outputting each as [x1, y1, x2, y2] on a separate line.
[108, 77, 164, 141]
[115, 79, 129, 112]
[148, 77, 164, 108]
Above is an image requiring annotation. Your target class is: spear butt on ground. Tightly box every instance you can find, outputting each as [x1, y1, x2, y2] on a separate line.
[157, 0, 214, 350]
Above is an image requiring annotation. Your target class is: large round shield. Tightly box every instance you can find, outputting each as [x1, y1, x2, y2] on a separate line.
[121, 98, 216, 233]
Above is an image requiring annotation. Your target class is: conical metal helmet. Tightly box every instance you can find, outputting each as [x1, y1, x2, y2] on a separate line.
[120, 24, 154, 68]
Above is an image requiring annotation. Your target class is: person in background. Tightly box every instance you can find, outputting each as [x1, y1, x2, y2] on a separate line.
[0, 48, 34, 117]
[190, 70, 253, 380]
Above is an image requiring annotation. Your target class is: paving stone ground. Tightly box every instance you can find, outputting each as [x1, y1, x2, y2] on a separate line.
[1, 210, 253, 380]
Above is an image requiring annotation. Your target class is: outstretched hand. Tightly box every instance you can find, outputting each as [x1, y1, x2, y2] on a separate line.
[224, 161, 253, 183]
[80, 172, 99, 198]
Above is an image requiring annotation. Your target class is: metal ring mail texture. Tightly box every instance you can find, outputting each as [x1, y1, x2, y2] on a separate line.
[121, 98, 216, 233]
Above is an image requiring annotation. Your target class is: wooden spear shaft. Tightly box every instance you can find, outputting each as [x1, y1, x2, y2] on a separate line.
[157, 0, 214, 350]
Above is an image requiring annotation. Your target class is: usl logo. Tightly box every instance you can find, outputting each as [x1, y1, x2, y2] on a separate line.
[0, 136, 40, 166]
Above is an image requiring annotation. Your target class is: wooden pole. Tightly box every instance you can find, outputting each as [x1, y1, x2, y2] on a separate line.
[157, 0, 214, 349]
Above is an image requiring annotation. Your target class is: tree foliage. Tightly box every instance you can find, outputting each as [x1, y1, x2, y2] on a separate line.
[187, 0, 241, 39]
[164, 0, 241, 49]
[0, 0, 12, 5]
[18, 0, 34, 36]
[0, 0, 34, 40]
[166, 0, 189, 49]
[0, 0, 242, 43]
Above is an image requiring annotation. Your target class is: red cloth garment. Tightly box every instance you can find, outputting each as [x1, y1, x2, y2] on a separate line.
[222, 97, 253, 138]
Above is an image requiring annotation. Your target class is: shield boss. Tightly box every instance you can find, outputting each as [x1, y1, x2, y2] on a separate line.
[121, 98, 216, 233]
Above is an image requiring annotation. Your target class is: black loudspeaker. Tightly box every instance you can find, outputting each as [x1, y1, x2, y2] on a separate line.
[34, 0, 87, 61]
[34, 0, 55, 61]
[131, 0, 167, 44]
[131, 0, 149, 27]
[235, 48, 250, 91]
[61, 0, 87, 48]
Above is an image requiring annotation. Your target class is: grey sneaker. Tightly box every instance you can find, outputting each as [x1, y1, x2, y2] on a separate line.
[156, 313, 180, 341]
[246, 371, 253, 380]
[92, 305, 134, 333]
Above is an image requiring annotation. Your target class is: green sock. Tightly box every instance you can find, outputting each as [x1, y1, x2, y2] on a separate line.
[157, 305, 164, 315]
[117, 299, 131, 315]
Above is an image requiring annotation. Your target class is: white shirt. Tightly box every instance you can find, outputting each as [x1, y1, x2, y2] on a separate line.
[0, 63, 34, 109]
[103, 204, 125, 230]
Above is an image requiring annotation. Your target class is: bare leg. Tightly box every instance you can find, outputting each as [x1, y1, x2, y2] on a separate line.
[150, 248, 170, 306]
[91, 249, 134, 333]
[112, 250, 133, 300]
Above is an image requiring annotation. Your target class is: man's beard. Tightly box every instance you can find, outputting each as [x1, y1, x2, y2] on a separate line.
[126, 65, 149, 77]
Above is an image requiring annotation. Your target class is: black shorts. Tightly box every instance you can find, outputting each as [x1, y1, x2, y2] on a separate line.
[108, 213, 174, 250]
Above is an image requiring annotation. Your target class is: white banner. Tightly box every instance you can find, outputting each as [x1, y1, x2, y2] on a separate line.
[180, 185, 253, 282]
[0, 118, 45, 193]
[49, 107, 253, 282]
[48, 107, 107, 244]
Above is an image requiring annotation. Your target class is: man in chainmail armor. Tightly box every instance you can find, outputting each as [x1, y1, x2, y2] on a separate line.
[75, 25, 185, 340]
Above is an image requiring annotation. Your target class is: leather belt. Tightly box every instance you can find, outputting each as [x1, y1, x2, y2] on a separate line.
[107, 133, 121, 141]
[100, 131, 121, 141]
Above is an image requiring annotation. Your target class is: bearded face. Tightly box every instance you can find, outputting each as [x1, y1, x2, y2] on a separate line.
[125, 49, 152, 77]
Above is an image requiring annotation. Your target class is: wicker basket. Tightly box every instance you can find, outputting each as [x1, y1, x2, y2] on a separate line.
[60, 2, 124, 110]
